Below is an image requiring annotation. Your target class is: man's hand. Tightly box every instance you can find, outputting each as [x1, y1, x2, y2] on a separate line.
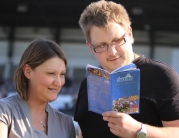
[102, 111, 141, 138]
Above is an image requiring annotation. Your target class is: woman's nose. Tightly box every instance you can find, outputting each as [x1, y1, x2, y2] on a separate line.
[53, 76, 63, 87]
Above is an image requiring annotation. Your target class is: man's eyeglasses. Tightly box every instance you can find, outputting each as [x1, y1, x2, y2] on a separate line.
[89, 33, 126, 53]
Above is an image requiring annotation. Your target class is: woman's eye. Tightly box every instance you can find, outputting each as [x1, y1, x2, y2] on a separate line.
[60, 74, 65, 77]
[49, 72, 54, 75]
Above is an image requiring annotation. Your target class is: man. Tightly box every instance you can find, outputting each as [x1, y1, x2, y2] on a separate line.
[74, 0, 179, 138]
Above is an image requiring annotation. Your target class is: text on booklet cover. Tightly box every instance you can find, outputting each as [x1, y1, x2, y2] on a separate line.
[86, 63, 140, 114]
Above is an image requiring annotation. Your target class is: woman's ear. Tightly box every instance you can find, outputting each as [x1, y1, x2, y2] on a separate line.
[23, 64, 32, 79]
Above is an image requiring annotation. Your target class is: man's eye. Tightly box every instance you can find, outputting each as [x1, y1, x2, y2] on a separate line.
[98, 45, 107, 48]
[115, 39, 123, 43]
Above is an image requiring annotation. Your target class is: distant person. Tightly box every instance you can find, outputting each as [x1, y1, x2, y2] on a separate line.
[74, 0, 179, 138]
[0, 37, 76, 138]
[0, 73, 4, 86]
[0, 86, 7, 98]
[64, 75, 72, 88]
[0, 73, 6, 98]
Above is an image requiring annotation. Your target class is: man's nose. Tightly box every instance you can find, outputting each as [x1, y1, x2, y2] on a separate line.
[107, 44, 118, 54]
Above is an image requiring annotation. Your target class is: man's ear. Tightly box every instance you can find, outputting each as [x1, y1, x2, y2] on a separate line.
[23, 64, 32, 79]
[86, 41, 94, 54]
[127, 27, 134, 44]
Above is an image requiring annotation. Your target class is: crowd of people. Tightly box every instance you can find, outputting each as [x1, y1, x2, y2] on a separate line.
[0, 74, 15, 99]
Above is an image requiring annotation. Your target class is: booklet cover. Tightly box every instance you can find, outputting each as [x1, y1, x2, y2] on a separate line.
[86, 63, 140, 114]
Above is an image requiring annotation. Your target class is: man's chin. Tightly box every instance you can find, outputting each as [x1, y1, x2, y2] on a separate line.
[110, 64, 123, 72]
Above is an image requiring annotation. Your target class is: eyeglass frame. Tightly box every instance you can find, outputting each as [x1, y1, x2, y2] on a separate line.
[89, 33, 126, 53]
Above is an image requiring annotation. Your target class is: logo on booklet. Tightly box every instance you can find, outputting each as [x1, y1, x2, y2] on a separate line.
[117, 73, 133, 82]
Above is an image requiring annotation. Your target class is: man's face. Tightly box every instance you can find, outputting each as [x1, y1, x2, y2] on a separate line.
[86, 22, 134, 72]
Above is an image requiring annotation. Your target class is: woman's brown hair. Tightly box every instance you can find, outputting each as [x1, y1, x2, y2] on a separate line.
[14, 37, 67, 100]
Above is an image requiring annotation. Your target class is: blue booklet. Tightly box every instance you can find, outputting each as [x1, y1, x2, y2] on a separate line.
[86, 63, 140, 114]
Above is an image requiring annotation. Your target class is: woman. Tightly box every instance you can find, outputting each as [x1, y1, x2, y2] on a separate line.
[0, 37, 76, 138]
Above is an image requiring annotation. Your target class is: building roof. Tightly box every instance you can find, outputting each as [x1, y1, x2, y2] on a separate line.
[0, 0, 179, 31]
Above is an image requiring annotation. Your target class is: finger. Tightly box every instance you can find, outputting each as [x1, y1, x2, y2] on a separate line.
[102, 111, 120, 117]
[108, 121, 117, 129]
[103, 116, 122, 124]
[110, 128, 121, 137]
[108, 122, 122, 137]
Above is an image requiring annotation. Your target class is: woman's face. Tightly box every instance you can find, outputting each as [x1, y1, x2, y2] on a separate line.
[24, 57, 66, 103]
